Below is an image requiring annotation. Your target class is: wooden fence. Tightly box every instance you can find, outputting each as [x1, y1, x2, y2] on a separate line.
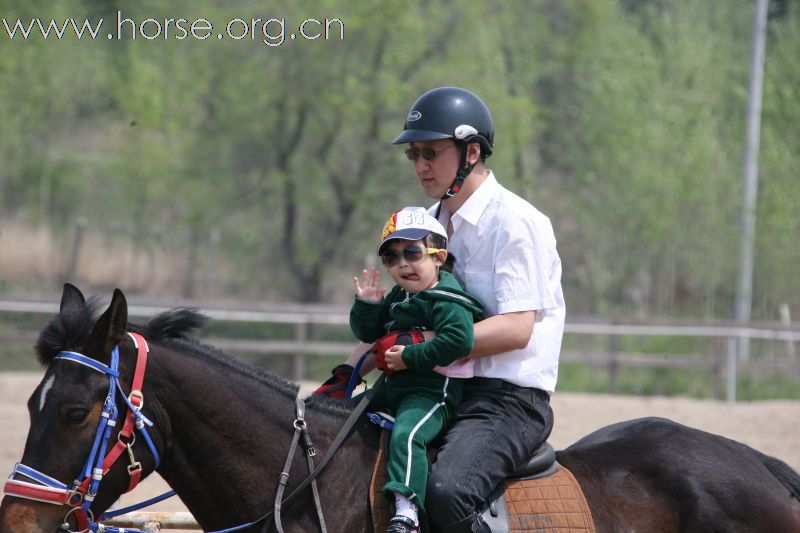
[1, 299, 798, 403]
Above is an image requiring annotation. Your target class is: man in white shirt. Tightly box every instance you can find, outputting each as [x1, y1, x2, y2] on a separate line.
[393, 87, 565, 533]
[313, 86, 565, 533]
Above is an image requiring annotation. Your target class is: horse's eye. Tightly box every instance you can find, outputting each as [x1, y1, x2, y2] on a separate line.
[65, 408, 89, 425]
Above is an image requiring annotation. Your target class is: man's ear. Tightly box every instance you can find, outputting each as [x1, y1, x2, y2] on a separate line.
[433, 250, 448, 267]
[466, 142, 482, 165]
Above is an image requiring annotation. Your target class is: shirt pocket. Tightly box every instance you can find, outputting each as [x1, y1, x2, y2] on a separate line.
[461, 270, 495, 316]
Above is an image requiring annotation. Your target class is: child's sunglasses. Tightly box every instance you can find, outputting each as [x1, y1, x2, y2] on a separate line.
[404, 144, 456, 162]
[381, 244, 444, 267]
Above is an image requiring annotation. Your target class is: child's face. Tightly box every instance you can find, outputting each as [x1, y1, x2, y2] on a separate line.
[381, 239, 446, 293]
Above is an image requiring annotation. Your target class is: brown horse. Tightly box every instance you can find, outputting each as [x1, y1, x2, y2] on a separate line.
[1, 284, 799, 532]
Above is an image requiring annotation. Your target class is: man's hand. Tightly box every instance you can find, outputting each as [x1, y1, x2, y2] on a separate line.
[354, 267, 386, 302]
[384, 345, 408, 372]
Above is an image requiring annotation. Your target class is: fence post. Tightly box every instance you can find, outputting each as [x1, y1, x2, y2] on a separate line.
[726, 336, 738, 403]
[608, 334, 620, 394]
[204, 227, 221, 299]
[711, 337, 724, 400]
[779, 303, 796, 362]
[293, 321, 307, 382]
[64, 216, 88, 281]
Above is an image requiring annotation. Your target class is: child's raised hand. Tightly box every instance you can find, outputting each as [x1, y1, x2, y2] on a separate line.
[354, 267, 386, 302]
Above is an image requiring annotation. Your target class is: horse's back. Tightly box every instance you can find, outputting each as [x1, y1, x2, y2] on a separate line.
[557, 417, 800, 532]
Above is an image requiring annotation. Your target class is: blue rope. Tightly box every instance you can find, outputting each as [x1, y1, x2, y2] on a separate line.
[207, 521, 260, 532]
[345, 348, 372, 399]
[100, 490, 177, 519]
[138, 427, 161, 467]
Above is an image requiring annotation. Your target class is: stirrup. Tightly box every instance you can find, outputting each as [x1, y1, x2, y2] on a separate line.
[387, 514, 419, 533]
[366, 410, 395, 430]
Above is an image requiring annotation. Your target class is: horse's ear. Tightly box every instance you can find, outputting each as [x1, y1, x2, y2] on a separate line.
[60, 283, 85, 315]
[85, 289, 128, 363]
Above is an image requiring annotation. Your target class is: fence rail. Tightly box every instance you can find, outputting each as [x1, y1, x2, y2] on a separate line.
[104, 512, 200, 531]
[1, 298, 798, 402]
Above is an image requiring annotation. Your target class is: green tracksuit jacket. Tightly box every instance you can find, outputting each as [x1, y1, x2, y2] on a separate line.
[350, 270, 484, 510]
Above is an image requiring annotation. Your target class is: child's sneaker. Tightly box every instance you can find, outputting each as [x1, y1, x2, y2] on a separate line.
[387, 515, 419, 533]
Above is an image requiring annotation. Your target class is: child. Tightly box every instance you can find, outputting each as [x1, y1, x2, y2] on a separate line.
[350, 206, 484, 533]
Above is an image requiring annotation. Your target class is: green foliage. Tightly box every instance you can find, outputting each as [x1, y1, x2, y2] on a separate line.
[738, 373, 800, 401]
[0, 0, 798, 323]
[557, 361, 800, 400]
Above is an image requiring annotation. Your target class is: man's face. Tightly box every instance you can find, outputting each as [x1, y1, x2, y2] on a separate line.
[407, 139, 460, 200]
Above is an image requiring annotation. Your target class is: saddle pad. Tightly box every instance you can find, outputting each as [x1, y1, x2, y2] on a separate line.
[370, 430, 595, 533]
[503, 466, 595, 532]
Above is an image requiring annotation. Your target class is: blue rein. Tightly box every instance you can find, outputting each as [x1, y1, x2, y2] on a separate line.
[345, 348, 395, 430]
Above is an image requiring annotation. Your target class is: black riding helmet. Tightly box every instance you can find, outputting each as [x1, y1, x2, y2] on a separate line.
[393, 87, 494, 202]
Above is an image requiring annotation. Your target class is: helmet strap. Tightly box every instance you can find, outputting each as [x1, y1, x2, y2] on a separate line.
[441, 143, 475, 201]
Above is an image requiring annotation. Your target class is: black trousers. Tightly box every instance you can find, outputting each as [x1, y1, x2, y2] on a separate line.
[426, 377, 554, 532]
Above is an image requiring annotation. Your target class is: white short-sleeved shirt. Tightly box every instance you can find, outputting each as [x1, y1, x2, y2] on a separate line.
[431, 172, 565, 394]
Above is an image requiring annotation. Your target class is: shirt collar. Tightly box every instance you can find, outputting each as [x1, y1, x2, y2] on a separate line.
[453, 171, 498, 226]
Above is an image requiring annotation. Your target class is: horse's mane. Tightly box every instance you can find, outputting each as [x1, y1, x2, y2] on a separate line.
[35, 300, 301, 399]
[306, 392, 359, 418]
[149, 323, 301, 400]
[127, 307, 209, 343]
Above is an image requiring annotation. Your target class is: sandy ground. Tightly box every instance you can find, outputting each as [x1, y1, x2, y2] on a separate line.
[2, 372, 799, 529]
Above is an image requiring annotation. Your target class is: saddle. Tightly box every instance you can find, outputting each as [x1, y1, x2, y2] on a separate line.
[369, 432, 595, 533]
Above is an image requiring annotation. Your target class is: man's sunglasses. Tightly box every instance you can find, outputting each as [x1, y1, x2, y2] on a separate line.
[381, 244, 444, 267]
[404, 144, 456, 162]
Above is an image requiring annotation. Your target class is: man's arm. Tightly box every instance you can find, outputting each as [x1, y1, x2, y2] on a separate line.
[419, 311, 536, 357]
[470, 310, 536, 358]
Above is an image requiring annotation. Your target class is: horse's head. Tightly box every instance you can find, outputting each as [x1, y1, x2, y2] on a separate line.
[0, 284, 161, 533]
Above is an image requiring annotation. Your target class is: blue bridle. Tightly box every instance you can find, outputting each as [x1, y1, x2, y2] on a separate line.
[3, 332, 170, 533]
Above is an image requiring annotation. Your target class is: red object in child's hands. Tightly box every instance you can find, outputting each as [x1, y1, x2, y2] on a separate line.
[373, 330, 425, 376]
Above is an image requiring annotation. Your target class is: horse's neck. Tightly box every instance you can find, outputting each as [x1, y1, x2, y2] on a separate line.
[147, 351, 297, 520]
[148, 349, 373, 531]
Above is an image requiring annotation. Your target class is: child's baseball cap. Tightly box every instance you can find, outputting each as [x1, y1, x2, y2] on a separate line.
[378, 207, 448, 255]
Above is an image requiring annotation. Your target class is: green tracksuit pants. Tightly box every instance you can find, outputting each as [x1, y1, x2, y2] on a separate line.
[368, 371, 463, 512]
